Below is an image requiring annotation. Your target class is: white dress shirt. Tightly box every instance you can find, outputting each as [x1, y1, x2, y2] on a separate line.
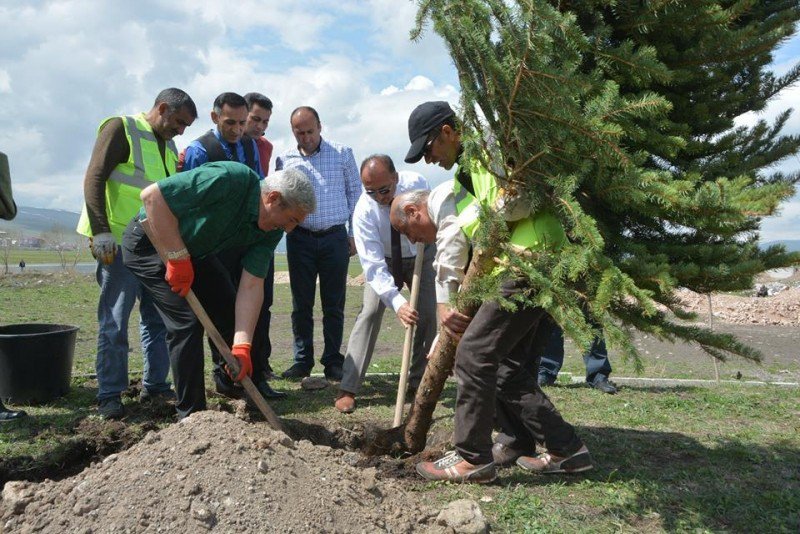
[427, 180, 470, 304]
[353, 170, 429, 312]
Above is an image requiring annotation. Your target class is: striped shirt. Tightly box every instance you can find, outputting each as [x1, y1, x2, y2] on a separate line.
[275, 138, 360, 236]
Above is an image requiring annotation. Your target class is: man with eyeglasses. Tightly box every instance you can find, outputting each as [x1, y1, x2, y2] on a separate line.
[334, 155, 437, 413]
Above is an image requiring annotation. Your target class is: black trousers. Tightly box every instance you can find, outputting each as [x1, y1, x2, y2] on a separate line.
[121, 219, 237, 419]
[454, 279, 583, 465]
[212, 246, 275, 379]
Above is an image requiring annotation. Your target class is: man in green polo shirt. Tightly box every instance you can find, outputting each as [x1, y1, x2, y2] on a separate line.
[122, 161, 315, 419]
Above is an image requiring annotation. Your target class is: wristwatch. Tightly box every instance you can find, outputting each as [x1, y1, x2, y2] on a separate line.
[166, 248, 190, 260]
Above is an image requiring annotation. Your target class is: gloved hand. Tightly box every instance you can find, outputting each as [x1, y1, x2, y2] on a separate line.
[89, 232, 117, 265]
[227, 343, 253, 382]
[165, 257, 193, 297]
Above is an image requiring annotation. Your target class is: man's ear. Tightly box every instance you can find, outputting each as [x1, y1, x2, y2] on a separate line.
[265, 190, 282, 205]
[210, 111, 219, 125]
[402, 204, 418, 219]
[158, 102, 170, 116]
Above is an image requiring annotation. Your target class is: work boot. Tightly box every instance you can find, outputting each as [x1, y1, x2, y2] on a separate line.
[98, 397, 125, 420]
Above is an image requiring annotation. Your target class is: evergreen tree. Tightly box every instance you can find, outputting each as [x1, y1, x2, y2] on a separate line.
[411, 0, 800, 363]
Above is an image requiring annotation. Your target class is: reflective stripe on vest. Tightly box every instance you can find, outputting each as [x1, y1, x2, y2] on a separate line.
[76, 113, 177, 240]
[453, 159, 565, 252]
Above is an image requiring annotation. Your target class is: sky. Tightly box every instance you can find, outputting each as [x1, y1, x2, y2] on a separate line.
[0, 0, 798, 242]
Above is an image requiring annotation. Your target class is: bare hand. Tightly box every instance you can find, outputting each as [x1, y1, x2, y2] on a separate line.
[397, 303, 419, 328]
[348, 237, 357, 257]
[439, 305, 472, 339]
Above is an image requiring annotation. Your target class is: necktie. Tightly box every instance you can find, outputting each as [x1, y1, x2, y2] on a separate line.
[390, 226, 404, 290]
[227, 142, 238, 162]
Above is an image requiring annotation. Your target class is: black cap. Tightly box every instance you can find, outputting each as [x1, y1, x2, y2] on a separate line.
[404, 101, 455, 163]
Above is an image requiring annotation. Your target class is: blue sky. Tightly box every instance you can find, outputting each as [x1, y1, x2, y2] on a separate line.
[0, 0, 797, 242]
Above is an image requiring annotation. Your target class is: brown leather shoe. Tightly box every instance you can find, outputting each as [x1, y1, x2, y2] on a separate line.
[334, 391, 356, 414]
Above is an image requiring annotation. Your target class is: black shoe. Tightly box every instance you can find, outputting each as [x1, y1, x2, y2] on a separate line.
[281, 363, 311, 380]
[98, 397, 125, 420]
[324, 363, 343, 382]
[254, 379, 288, 400]
[0, 408, 27, 422]
[538, 373, 556, 387]
[214, 372, 244, 398]
[139, 388, 177, 403]
[591, 376, 618, 394]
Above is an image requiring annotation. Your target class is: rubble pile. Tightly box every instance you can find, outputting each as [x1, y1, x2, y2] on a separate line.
[674, 287, 800, 326]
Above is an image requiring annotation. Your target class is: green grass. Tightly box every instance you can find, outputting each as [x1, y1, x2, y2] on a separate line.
[0, 272, 798, 532]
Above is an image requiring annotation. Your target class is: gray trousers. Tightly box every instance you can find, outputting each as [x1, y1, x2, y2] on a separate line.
[340, 244, 437, 394]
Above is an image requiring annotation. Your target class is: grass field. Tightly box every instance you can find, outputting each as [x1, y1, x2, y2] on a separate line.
[1, 272, 798, 532]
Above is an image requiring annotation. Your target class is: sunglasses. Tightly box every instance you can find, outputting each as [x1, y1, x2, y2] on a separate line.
[365, 185, 392, 196]
[423, 127, 442, 158]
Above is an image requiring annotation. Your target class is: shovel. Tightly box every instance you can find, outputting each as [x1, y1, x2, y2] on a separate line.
[140, 218, 282, 431]
[392, 242, 425, 427]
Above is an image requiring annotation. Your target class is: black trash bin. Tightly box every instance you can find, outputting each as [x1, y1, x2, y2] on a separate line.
[0, 323, 79, 404]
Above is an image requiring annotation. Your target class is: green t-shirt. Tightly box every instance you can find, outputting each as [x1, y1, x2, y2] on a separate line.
[148, 161, 281, 278]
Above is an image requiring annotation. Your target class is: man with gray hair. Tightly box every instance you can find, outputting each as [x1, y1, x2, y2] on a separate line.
[122, 161, 315, 419]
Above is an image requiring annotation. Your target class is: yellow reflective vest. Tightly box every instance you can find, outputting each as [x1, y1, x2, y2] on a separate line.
[76, 113, 178, 242]
[453, 159, 566, 252]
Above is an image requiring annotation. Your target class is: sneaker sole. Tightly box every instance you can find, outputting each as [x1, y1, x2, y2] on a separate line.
[415, 464, 498, 484]
[517, 452, 594, 474]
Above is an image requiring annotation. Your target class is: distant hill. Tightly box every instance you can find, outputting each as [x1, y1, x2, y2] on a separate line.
[0, 206, 288, 252]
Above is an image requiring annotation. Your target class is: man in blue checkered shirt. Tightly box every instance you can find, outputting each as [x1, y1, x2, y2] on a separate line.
[275, 106, 361, 381]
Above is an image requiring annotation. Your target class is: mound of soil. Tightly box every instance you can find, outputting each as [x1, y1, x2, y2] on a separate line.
[1, 411, 438, 533]
[674, 287, 800, 326]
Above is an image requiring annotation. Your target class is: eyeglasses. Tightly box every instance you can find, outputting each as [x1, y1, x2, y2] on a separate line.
[423, 127, 442, 158]
[365, 185, 392, 197]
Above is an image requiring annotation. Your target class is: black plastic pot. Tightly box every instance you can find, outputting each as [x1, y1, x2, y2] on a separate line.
[0, 323, 79, 404]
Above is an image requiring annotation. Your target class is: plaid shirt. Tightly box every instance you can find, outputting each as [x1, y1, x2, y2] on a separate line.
[275, 138, 361, 236]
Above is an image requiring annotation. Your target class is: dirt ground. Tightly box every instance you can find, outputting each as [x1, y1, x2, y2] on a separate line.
[1, 411, 446, 533]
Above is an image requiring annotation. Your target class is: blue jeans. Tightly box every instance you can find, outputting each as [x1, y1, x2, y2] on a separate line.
[95, 246, 171, 400]
[286, 226, 349, 370]
[536, 317, 612, 384]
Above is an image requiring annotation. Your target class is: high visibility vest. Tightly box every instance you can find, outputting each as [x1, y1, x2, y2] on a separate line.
[76, 113, 178, 242]
[453, 159, 566, 252]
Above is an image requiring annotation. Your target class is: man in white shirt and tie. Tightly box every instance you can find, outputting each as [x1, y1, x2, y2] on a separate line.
[335, 154, 437, 413]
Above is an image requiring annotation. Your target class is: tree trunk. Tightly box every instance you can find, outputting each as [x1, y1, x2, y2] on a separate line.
[403, 246, 498, 453]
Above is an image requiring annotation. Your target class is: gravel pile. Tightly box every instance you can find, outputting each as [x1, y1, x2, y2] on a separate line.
[674, 287, 800, 326]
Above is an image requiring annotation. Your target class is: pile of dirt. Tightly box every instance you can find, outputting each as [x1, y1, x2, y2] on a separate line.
[1, 411, 439, 533]
[674, 287, 800, 326]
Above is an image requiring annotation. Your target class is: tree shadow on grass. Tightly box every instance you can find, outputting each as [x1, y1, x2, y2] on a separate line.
[501, 425, 800, 532]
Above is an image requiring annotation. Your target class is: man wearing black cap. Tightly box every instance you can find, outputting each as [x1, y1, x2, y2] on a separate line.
[399, 101, 592, 483]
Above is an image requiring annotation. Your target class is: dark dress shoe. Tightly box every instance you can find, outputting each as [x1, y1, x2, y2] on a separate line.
[0, 408, 27, 422]
[591, 376, 618, 394]
[324, 364, 344, 382]
[214, 372, 244, 398]
[254, 379, 288, 400]
[538, 373, 556, 387]
[281, 364, 311, 380]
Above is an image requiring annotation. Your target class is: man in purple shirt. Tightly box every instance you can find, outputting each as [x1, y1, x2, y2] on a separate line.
[275, 106, 361, 381]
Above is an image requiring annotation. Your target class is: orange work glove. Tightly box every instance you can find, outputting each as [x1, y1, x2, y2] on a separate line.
[227, 343, 253, 382]
[165, 258, 194, 297]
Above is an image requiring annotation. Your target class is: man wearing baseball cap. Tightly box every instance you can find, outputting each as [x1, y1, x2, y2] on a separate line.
[397, 101, 591, 483]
